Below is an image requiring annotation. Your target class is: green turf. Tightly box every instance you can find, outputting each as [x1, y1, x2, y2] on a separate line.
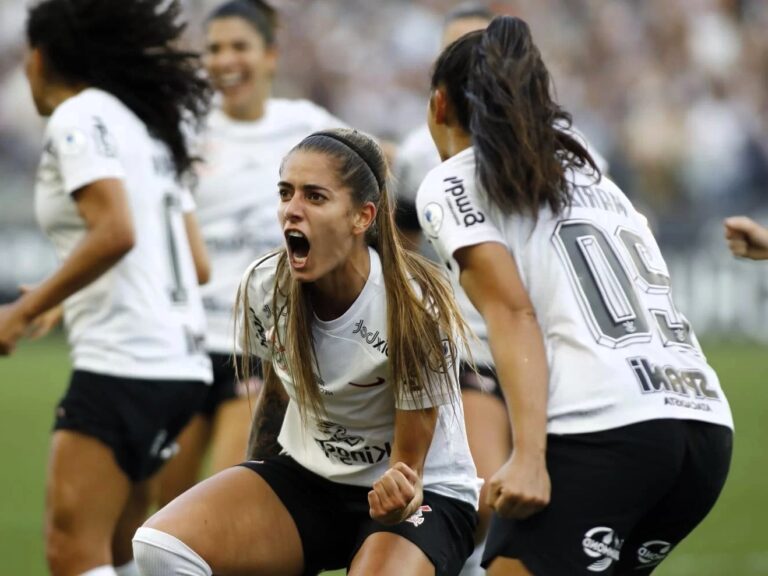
[1, 336, 765, 574]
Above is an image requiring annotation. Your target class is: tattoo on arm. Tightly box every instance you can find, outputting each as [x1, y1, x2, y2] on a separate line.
[247, 362, 289, 460]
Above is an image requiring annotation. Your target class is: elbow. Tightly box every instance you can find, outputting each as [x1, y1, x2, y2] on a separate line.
[107, 224, 135, 260]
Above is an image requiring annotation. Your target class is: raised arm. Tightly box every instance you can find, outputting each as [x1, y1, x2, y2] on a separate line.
[246, 361, 289, 460]
[455, 241, 550, 519]
[368, 406, 437, 525]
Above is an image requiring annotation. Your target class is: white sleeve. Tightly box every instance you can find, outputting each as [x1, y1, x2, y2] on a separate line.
[47, 105, 125, 195]
[238, 254, 281, 360]
[415, 168, 506, 265]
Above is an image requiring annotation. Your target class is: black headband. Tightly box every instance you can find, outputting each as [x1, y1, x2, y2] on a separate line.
[312, 131, 384, 190]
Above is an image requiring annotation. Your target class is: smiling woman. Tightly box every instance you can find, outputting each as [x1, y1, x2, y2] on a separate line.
[133, 128, 483, 576]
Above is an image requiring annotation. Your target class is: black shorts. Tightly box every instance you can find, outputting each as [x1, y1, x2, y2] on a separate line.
[459, 362, 504, 403]
[483, 419, 733, 575]
[198, 353, 262, 417]
[240, 455, 477, 576]
[54, 370, 208, 482]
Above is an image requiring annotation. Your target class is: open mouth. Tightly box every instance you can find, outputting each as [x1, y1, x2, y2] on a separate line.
[286, 230, 310, 267]
[216, 72, 247, 91]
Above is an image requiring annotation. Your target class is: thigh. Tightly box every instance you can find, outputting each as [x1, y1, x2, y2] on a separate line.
[483, 421, 688, 576]
[209, 396, 253, 473]
[349, 532, 434, 576]
[354, 491, 477, 576]
[615, 422, 733, 575]
[144, 466, 304, 576]
[46, 430, 132, 562]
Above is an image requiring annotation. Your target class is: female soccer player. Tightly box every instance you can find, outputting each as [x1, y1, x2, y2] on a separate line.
[154, 0, 347, 507]
[417, 16, 733, 576]
[0, 1, 212, 575]
[133, 128, 481, 576]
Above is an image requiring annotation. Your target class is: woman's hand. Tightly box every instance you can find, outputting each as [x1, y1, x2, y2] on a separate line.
[487, 450, 551, 519]
[368, 462, 424, 525]
[0, 302, 32, 355]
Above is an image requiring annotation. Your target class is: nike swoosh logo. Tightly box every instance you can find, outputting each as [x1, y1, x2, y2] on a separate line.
[348, 377, 386, 388]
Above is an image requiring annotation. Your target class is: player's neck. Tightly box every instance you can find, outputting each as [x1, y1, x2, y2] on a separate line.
[310, 247, 371, 321]
[45, 82, 88, 114]
[223, 85, 271, 121]
[443, 129, 472, 160]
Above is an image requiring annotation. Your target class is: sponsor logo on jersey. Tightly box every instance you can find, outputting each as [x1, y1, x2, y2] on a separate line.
[249, 307, 269, 349]
[405, 505, 433, 527]
[582, 526, 623, 572]
[349, 377, 386, 388]
[314, 421, 391, 466]
[422, 202, 444, 238]
[92, 116, 117, 157]
[628, 357, 720, 401]
[443, 176, 485, 228]
[636, 540, 671, 567]
[352, 319, 389, 356]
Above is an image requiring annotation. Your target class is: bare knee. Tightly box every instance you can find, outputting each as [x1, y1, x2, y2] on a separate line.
[46, 507, 109, 576]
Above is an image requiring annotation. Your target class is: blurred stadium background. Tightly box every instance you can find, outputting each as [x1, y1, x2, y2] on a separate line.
[0, 0, 766, 573]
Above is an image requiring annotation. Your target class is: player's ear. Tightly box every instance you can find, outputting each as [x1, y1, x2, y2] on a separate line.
[430, 87, 449, 126]
[352, 201, 376, 236]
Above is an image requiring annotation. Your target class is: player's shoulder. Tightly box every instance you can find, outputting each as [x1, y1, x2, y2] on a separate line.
[244, 250, 281, 287]
[416, 147, 477, 206]
[50, 88, 122, 126]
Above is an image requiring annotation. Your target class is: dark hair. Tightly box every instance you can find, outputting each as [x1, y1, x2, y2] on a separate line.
[237, 129, 470, 419]
[431, 16, 600, 218]
[444, 2, 494, 25]
[26, 0, 211, 180]
[207, 0, 278, 46]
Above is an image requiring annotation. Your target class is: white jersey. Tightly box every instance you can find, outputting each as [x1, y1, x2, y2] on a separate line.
[196, 100, 345, 354]
[35, 88, 212, 383]
[396, 124, 611, 368]
[416, 147, 733, 434]
[394, 125, 492, 365]
[242, 248, 481, 507]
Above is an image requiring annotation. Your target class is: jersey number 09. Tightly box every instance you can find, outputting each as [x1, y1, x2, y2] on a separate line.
[553, 220, 696, 351]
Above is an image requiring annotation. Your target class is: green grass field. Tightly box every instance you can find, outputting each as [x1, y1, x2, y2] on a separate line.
[1, 336, 766, 575]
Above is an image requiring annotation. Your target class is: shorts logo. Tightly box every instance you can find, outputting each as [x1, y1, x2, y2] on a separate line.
[405, 505, 432, 527]
[422, 202, 444, 238]
[582, 526, 623, 572]
[636, 540, 671, 568]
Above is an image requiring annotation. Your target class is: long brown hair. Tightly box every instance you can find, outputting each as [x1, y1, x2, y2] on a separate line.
[431, 16, 600, 219]
[237, 128, 470, 420]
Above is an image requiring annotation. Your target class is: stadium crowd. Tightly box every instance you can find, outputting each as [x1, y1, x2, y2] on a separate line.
[1, 0, 767, 249]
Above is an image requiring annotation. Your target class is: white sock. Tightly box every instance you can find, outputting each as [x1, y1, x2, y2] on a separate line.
[459, 541, 486, 576]
[133, 527, 212, 576]
[80, 567, 118, 576]
[115, 560, 140, 576]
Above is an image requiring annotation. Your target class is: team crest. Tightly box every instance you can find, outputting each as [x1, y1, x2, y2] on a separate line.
[405, 505, 432, 527]
[422, 203, 444, 238]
